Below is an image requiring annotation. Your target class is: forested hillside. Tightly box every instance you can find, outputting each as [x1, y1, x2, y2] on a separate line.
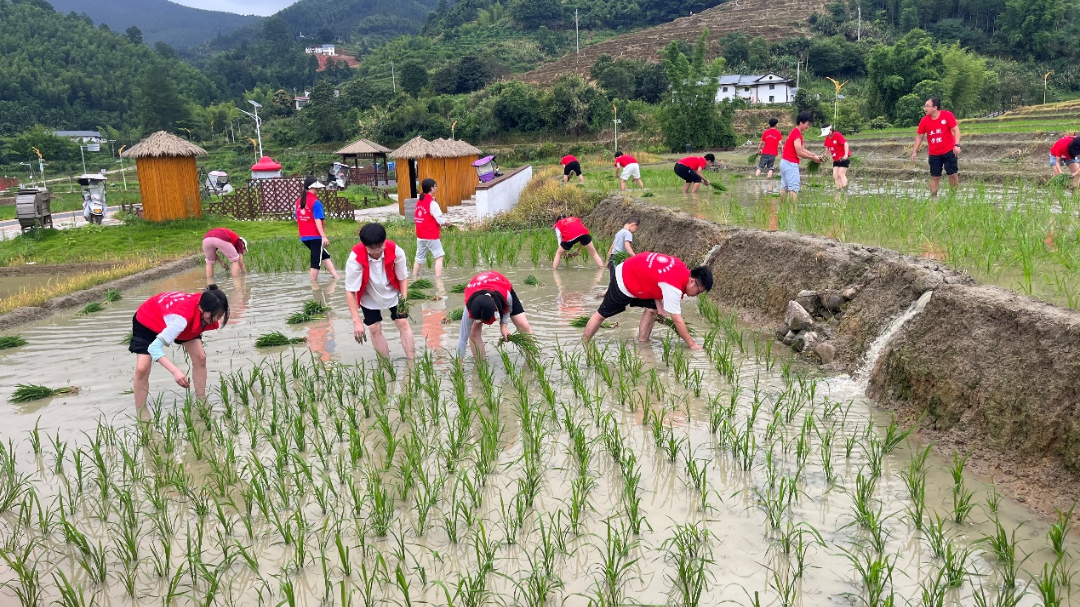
[0, 0, 221, 133]
[45, 0, 260, 48]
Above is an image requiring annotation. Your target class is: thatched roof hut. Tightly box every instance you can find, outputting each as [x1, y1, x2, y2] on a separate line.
[390, 136, 480, 213]
[336, 138, 392, 185]
[122, 131, 207, 221]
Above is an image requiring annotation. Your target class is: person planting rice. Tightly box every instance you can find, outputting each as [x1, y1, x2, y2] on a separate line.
[457, 271, 534, 359]
[1049, 135, 1080, 184]
[582, 252, 713, 349]
[561, 154, 583, 183]
[821, 124, 850, 192]
[346, 223, 415, 360]
[674, 154, 716, 194]
[614, 151, 645, 190]
[202, 227, 247, 280]
[756, 118, 783, 189]
[129, 285, 229, 409]
[911, 97, 961, 196]
[608, 216, 639, 266]
[779, 112, 824, 205]
[296, 176, 340, 282]
[552, 214, 605, 269]
[412, 178, 448, 278]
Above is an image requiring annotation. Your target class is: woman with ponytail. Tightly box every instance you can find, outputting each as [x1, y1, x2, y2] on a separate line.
[129, 285, 230, 408]
[297, 175, 340, 281]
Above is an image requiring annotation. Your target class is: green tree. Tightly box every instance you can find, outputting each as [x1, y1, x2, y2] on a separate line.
[7, 126, 79, 162]
[657, 31, 734, 152]
[137, 62, 190, 133]
[399, 60, 430, 98]
[304, 81, 346, 143]
[491, 81, 543, 131]
[994, 0, 1065, 60]
[866, 29, 943, 119]
[125, 26, 143, 45]
[940, 44, 989, 117]
[508, 0, 562, 29]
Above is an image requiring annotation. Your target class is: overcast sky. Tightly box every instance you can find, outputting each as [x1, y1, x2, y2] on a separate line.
[171, 0, 297, 16]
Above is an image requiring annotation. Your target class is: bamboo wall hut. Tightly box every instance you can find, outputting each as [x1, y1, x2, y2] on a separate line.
[389, 136, 481, 214]
[122, 131, 207, 221]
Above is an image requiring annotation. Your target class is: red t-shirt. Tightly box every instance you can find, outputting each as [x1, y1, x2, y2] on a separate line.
[760, 128, 782, 156]
[824, 132, 848, 162]
[614, 155, 637, 168]
[677, 157, 707, 171]
[621, 253, 690, 301]
[561, 155, 578, 166]
[554, 217, 589, 242]
[463, 272, 513, 325]
[781, 128, 803, 163]
[917, 110, 958, 156]
[204, 228, 244, 252]
[1050, 136, 1075, 159]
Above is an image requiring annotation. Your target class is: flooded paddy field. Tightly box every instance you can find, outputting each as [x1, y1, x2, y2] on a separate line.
[1, 236, 1077, 607]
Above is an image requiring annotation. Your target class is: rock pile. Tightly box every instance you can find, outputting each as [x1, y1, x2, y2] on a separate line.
[775, 287, 859, 363]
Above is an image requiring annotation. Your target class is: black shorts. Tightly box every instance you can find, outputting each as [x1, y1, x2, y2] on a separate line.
[361, 304, 406, 326]
[128, 316, 199, 355]
[833, 159, 850, 168]
[674, 163, 702, 183]
[303, 239, 331, 270]
[596, 272, 655, 318]
[928, 151, 958, 177]
[757, 154, 776, 171]
[559, 234, 593, 250]
[563, 161, 582, 177]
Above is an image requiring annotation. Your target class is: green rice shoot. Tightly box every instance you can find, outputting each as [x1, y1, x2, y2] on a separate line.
[119, 331, 132, 345]
[501, 332, 541, 360]
[710, 181, 727, 192]
[0, 335, 28, 349]
[104, 289, 122, 302]
[79, 302, 105, 315]
[406, 289, 430, 301]
[748, 153, 761, 165]
[524, 274, 540, 286]
[255, 332, 307, 348]
[450, 283, 467, 293]
[447, 307, 464, 322]
[807, 160, 822, 174]
[411, 278, 435, 290]
[397, 300, 411, 318]
[611, 251, 631, 266]
[302, 300, 331, 315]
[569, 315, 616, 328]
[10, 383, 79, 403]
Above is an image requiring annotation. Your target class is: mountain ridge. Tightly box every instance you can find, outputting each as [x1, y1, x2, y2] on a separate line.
[46, 0, 261, 48]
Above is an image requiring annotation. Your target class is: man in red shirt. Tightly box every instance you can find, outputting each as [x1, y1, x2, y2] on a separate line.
[1049, 135, 1080, 182]
[561, 154, 583, 183]
[911, 97, 961, 195]
[674, 154, 715, 193]
[779, 112, 824, 205]
[756, 118, 783, 188]
[614, 151, 644, 190]
[821, 125, 850, 192]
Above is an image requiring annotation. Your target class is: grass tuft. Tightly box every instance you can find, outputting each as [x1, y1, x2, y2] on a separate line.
[104, 289, 122, 303]
[255, 332, 307, 348]
[11, 384, 79, 403]
[0, 335, 28, 349]
[446, 307, 464, 322]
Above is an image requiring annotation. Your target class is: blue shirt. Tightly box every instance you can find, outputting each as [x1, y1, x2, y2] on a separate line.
[297, 200, 326, 241]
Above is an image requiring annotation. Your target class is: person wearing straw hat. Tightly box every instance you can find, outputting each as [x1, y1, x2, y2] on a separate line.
[296, 176, 340, 282]
[202, 227, 247, 280]
[129, 285, 229, 409]
[821, 125, 850, 193]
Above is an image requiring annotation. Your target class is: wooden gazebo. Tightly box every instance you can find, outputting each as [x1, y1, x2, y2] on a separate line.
[122, 131, 207, 221]
[389, 136, 481, 213]
[335, 138, 392, 186]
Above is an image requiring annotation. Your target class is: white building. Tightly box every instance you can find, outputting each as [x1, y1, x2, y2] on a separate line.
[53, 130, 103, 144]
[715, 74, 795, 105]
[305, 44, 336, 56]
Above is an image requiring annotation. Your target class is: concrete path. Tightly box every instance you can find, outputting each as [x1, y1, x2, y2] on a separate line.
[0, 206, 123, 240]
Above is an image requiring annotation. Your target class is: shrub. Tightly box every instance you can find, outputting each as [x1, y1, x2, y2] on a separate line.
[481, 173, 603, 230]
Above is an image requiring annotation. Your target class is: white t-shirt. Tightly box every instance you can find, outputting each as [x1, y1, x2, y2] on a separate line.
[346, 250, 408, 310]
[429, 199, 447, 226]
[614, 263, 685, 315]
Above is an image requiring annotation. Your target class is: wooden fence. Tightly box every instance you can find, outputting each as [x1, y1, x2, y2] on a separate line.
[207, 177, 356, 221]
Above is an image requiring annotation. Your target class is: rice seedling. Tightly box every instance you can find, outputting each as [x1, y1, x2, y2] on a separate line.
[1047, 504, 1074, 559]
[881, 413, 918, 453]
[501, 332, 541, 362]
[255, 331, 307, 347]
[104, 288, 122, 302]
[611, 251, 630, 266]
[411, 278, 435, 290]
[978, 517, 1027, 590]
[568, 315, 616, 329]
[10, 383, 80, 402]
[949, 451, 975, 524]
[590, 519, 639, 606]
[664, 523, 713, 607]
[0, 335, 27, 349]
[1032, 556, 1069, 607]
[450, 283, 467, 293]
[842, 546, 896, 607]
[78, 302, 104, 315]
[524, 274, 540, 286]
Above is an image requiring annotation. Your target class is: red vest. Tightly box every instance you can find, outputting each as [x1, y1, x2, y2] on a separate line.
[464, 271, 513, 325]
[352, 240, 402, 297]
[136, 292, 219, 341]
[554, 217, 589, 242]
[414, 194, 441, 240]
[296, 192, 321, 239]
[621, 253, 690, 301]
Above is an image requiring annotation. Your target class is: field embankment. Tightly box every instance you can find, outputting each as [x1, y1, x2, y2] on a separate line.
[587, 195, 1080, 515]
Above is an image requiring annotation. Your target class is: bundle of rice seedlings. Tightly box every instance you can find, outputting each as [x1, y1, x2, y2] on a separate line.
[79, 302, 105, 316]
[450, 283, 467, 294]
[709, 181, 727, 192]
[568, 315, 617, 329]
[411, 278, 435, 290]
[656, 315, 698, 336]
[286, 311, 315, 324]
[104, 289, 122, 303]
[501, 332, 541, 360]
[11, 384, 80, 403]
[442, 307, 465, 324]
[641, 191, 655, 198]
[406, 290, 430, 301]
[747, 153, 760, 165]
[255, 332, 307, 348]
[0, 335, 28, 349]
[611, 251, 631, 266]
[397, 301, 411, 318]
[807, 160, 822, 174]
[1048, 174, 1071, 189]
[302, 300, 331, 315]
[523, 275, 540, 286]
[119, 331, 132, 345]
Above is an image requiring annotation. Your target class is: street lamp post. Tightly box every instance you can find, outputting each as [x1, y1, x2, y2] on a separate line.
[238, 100, 264, 159]
[1044, 70, 1054, 105]
[117, 145, 128, 191]
[79, 145, 87, 174]
[612, 104, 620, 153]
[826, 77, 847, 123]
[31, 147, 44, 187]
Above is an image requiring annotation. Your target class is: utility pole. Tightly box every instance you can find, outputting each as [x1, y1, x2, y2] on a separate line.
[391, 62, 396, 93]
[795, 56, 801, 89]
[857, 6, 861, 41]
[575, 9, 580, 54]
[31, 147, 44, 188]
[1044, 70, 1054, 105]
[612, 104, 620, 154]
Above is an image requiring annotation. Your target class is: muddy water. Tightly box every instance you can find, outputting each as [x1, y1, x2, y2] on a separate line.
[0, 262, 1075, 606]
[0, 273, 57, 298]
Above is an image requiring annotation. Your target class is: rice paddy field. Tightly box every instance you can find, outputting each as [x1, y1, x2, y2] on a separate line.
[1, 230, 1077, 606]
